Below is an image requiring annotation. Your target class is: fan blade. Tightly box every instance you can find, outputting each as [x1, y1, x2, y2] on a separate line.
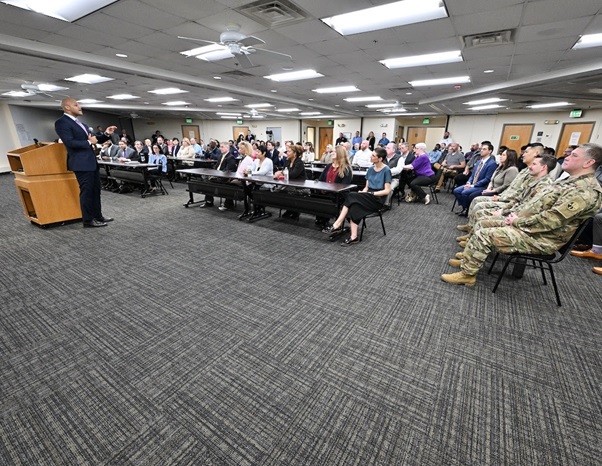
[239, 35, 264, 47]
[252, 48, 292, 61]
[235, 52, 254, 69]
[177, 36, 217, 45]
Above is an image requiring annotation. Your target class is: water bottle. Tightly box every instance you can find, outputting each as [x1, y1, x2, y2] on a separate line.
[283, 167, 289, 181]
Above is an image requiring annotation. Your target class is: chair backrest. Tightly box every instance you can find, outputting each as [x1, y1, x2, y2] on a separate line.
[553, 219, 591, 263]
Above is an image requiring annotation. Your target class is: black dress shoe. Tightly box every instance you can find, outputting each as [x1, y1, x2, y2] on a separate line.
[199, 202, 214, 208]
[83, 219, 107, 228]
[97, 216, 113, 223]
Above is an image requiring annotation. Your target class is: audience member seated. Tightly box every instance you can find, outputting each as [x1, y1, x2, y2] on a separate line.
[204, 140, 220, 160]
[442, 143, 602, 287]
[476, 148, 519, 199]
[177, 137, 195, 165]
[100, 140, 119, 161]
[435, 142, 465, 191]
[378, 132, 390, 146]
[148, 144, 168, 190]
[274, 144, 307, 220]
[323, 148, 391, 246]
[200, 141, 237, 211]
[396, 142, 416, 199]
[116, 140, 135, 162]
[383, 142, 402, 208]
[190, 137, 203, 157]
[316, 146, 353, 228]
[321, 144, 334, 164]
[132, 140, 148, 163]
[266, 141, 280, 169]
[302, 142, 315, 162]
[453, 142, 497, 215]
[235, 141, 254, 176]
[457, 145, 547, 235]
[352, 140, 373, 168]
[403, 142, 436, 205]
[428, 144, 442, 164]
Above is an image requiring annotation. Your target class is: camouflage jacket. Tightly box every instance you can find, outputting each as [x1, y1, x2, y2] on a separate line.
[513, 173, 602, 248]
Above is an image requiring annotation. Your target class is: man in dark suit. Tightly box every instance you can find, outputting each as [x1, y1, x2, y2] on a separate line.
[115, 140, 136, 162]
[200, 141, 237, 210]
[266, 141, 280, 169]
[100, 140, 119, 161]
[132, 140, 149, 162]
[55, 97, 117, 228]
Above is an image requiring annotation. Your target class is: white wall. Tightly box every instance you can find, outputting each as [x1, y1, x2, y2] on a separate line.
[0, 104, 20, 172]
[448, 110, 602, 150]
[363, 117, 397, 142]
[132, 117, 301, 145]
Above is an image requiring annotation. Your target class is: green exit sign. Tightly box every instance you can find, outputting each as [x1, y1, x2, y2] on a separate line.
[569, 109, 582, 118]
[422, 118, 430, 124]
[327, 120, 333, 126]
[236, 119, 243, 125]
[185, 118, 193, 123]
[510, 135, 519, 140]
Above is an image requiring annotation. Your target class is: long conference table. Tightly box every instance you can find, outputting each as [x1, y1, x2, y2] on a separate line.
[98, 160, 164, 197]
[177, 167, 357, 223]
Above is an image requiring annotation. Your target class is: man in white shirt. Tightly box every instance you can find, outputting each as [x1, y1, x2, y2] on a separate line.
[440, 131, 453, 146]
[352, 140, 373, 167]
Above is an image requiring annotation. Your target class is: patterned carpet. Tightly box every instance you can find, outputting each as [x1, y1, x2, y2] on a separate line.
[0, 172, 600, 465]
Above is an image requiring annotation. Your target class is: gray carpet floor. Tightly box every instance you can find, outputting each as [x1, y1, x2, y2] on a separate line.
[0, 172, 600, 465]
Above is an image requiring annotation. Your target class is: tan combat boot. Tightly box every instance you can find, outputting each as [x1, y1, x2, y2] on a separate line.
[441, 271, 476, 287]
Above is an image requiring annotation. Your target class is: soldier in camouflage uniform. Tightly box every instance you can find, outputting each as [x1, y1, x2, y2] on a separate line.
[458, 145, 545, 233]
[442, 144, 602, 286]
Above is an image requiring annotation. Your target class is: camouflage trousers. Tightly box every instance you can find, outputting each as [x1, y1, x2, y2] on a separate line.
[466, 196, 505, 227]
[461, 225, 553, 276]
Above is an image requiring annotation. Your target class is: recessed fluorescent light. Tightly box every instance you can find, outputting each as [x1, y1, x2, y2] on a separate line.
[2, 90, 31, 97]
[300, 112, 322, 116]
[484, 69, 494, 73]
[264, 69, 324, 82]
[149, 88, 188, 95]
[277, 108, 300, 112]
[572, 32, 602, 49]
[321, 0, 447, 36]
[245, 103, 272, 108]
[77, 99, 103, 104]
[344, 96, 383, 102]
[162, 101, 190, 106]
[107, 94, 139, 100]
[216, 112, 242, 116]
[313, 86, 359, 94]
[204, 97, 237, 102]
[464, 97, 506, 106]
[181, 43, 230, 58]
[366, 103, 397, 108]
[251, 115, 265, 119]
[214, 76, 222, 80]
[409, 76, 471, 87]
[470, 104, 504, 110]
[1, 0, 118, 22]
[65, 74, 113, 84]
[380, 50, 462, 69]
[220, 116, 239, 119]
[115, 53, 128, 58]
[527, 102, 572, 109]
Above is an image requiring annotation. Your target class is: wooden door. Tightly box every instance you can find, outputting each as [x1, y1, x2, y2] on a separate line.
[319, 127, 333, 158]
[232, 126, 249, 141]
[407, 127, 427, 146]
[397, 125, 404, 143]
[556, 122, 595, 155]
[181, 125, 200, 141]
[499, 124, 534, 153]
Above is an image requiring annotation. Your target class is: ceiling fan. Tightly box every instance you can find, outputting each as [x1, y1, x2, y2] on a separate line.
[178, 24, 292, 69]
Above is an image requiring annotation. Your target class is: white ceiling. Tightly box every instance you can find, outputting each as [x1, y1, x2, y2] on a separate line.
[0, 0, 601, 120]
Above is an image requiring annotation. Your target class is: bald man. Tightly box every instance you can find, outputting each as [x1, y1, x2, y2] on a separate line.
[55, 97, 117, 227]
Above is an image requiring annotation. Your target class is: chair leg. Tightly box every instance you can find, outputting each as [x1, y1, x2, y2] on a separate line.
[378, 213, 386, 236]
[537, 260, 547, 285]
[547, 264, 561, 306]
[451, 198, 457, 212]
[488, 252, 500, 274]
[360, 218, 366, 241]
[492, 256, 513, 293]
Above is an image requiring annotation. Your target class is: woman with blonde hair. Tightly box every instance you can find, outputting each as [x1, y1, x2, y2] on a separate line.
[178, 137, 195, 165]
[316, 145, 353, 228]
[236, 141, 254, 176]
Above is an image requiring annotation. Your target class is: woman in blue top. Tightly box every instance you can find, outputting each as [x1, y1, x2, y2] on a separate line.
[323, 147, 391, 246]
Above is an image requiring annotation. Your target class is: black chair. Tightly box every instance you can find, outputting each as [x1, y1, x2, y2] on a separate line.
[359, 209, 386, 241]
[427, 168, 443, 204]
[487, 220, 589, 306]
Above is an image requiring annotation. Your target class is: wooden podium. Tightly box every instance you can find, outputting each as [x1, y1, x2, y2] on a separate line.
[8, 142, 82, 226]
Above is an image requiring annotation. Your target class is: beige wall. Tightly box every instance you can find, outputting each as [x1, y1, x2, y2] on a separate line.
[0, 104, 20, 172]
[448, 110, 602, 150]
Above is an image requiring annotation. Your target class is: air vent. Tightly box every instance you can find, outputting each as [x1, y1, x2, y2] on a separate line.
[220, 70, 255, 78]
[237, 0, 308, 28]
[463, 29, 514, 48]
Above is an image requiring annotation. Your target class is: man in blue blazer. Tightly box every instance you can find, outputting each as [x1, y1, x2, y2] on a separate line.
[55, 97, 117, 228]
[453, 142, 498, 216]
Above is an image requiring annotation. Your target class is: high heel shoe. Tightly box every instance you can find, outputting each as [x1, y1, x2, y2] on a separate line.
[322, 224, 342, 234]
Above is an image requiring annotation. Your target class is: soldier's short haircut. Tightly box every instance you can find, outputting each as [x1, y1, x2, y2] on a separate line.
[531, 145, 545, 156]
[581, 143, 602, 169]
[539, 154, 557, 174]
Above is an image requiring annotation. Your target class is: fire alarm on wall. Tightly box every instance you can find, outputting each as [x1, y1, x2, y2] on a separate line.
[454, 85, 462, 89]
